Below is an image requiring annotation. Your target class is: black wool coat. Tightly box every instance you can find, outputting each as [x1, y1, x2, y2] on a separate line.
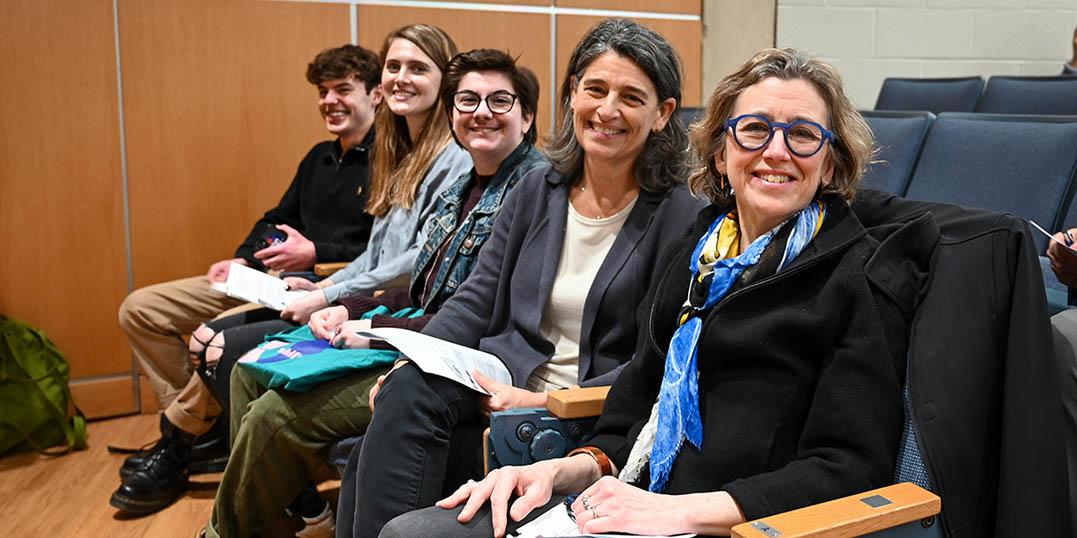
[587, 194, 911, 521]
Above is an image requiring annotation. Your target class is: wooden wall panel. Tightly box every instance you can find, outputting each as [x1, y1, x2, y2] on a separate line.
[556, 0, 700, 15]
[0, 0, 129, 379]
[556, 15, 703, 107]
[357, 6, 554, 140]
[120, 0, 351, 288]
[461, 0, 551, 4]
[70, 376, 138, 419]
[703, 0, 777, 95]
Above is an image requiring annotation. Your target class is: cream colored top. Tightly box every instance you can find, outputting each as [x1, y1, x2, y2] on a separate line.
[526, 196, 638, 392]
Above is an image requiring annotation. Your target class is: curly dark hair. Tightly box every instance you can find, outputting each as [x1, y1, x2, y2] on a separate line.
[306, 44, 380, 93]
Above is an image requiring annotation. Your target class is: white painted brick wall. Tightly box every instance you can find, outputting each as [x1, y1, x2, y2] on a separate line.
[778, 7, 876, 57]
[775, 0, 1077, 108]
[876, 8, 975, 58]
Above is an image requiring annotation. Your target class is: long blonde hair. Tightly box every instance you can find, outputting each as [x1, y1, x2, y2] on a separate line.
[367, 24, 458, 217]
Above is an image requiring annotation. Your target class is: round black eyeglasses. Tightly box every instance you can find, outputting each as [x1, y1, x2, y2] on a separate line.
[724, 114, 836, 157]
[452, 91, 518, 114]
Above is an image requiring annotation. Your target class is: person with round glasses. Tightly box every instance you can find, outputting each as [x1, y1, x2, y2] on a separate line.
[452, 89, 518, 115]
[725, 113, 835, 157]
[393, 48, 911, 538]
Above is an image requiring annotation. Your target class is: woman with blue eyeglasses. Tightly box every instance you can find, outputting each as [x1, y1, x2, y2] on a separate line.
[389, 48, 912, 538]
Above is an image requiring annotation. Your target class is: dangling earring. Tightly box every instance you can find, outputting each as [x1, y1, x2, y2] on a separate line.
[719, 173, 733, 198]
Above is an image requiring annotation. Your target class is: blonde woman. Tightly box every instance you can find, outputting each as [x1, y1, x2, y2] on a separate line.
[282, 23, 472, 321]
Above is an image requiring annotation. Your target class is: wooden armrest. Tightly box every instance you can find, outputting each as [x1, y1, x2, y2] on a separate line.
[314, 262, 349, 277]
[546, 386, 610, 419]
[731, 482, 941, 538]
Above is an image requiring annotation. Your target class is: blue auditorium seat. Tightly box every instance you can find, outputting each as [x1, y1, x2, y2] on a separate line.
[861, 110, 936, 195]
[975, 76, 1077, 115]
[875, 77, 984, 114]
[902, 113, 1077, 253]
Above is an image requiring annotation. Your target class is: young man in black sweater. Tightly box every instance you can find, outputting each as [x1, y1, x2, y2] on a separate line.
[112, 44, 382, 516]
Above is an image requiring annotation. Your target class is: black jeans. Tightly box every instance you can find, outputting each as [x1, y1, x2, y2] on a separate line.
[336, 362, 486, 538]
[378, 496, 563, 538]
[197, 308, 293, 412]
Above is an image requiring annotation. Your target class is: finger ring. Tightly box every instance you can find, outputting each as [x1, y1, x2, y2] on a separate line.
[580, 494, 592, 511]
[590, 506, 601, 519]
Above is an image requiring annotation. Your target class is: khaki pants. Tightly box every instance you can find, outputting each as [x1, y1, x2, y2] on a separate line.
[164, 374, 221, 437]
[118, 275, 248, 408]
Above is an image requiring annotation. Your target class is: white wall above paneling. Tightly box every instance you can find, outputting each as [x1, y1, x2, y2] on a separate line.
[776, 0, 1077, 108]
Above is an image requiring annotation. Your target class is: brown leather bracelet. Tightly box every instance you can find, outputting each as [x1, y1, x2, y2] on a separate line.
[567, 446, 613, 477]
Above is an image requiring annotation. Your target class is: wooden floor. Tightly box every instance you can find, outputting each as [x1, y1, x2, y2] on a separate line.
[0, 413, 336, 537]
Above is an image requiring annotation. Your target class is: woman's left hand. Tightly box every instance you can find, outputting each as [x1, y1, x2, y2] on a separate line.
[570, 477, 689, 536]
[280, 289, 329, 324]
[473, 371, 548, 416]
[330, 319, 373, 349]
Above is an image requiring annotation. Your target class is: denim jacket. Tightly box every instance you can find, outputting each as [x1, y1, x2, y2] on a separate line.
[410, 142, 547, 311]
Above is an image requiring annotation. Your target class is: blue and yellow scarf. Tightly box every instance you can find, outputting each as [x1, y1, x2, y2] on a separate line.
[647, 200, 826, 492]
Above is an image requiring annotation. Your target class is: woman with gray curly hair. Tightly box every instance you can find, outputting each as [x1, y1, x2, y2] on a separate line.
[400, 48, 910, 538]
[341, 17, 703, 538]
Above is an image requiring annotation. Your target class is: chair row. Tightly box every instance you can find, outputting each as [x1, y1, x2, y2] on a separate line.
[861, 110, 1077, 254]
[875, 75, 1077, 115]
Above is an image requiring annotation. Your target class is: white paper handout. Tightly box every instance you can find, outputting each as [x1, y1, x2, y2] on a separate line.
[1030, 220, 1077, 256]
[512, 503, 695, 538]
[356, 327, 511, 393]
[211, 262, 307, 310]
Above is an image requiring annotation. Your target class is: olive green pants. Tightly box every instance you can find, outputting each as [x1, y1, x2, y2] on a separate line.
[204, 364, 386, 538]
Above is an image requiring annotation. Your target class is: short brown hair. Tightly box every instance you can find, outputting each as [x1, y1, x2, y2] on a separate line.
[688, 48, 873, 205]
[440, 49, 540, 144]
[306, 44, 380, 93]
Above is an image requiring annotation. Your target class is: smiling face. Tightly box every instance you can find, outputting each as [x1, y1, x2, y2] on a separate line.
[715, 77, 834, 242]
[451, 71, 533, 175]
[381, 38, 442, 122]
[317, 75, 381, 147]
[570, 51, 675, 168]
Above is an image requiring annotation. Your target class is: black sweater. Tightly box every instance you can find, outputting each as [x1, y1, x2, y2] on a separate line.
[587, 195, 909, 521]
[234, 135, 374, 267]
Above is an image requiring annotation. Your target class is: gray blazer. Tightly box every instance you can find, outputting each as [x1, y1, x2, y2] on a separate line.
[423, 165, 703, 387]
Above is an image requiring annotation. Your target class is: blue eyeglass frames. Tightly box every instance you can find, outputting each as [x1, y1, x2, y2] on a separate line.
[724, 114, 836, 157]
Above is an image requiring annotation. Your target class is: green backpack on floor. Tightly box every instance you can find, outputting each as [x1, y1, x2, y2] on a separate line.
[0, 316, 87, 456]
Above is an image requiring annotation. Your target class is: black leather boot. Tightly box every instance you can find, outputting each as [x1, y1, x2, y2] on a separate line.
[120, 415, 228, 479]
[109, 416, 195, 515]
